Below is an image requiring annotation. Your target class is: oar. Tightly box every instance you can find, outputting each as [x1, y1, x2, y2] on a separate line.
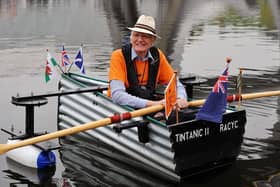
[1, 90, 280, 155]
[0, 104, 164, 155]
[188, 90, 280, 107]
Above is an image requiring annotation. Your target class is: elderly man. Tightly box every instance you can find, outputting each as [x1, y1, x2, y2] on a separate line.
[108, 15, 188, 110]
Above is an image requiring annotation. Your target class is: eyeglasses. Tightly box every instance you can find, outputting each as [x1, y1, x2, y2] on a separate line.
[131, 32, 154, 40]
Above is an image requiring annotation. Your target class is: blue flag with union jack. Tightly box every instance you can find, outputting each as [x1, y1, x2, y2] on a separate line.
[74, 47, 85, 74]
[196, 62, 230, 123]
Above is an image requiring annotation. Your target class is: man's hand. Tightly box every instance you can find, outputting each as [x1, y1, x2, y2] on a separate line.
[146, 99, 165, 107]
[175, 98, 189, 110]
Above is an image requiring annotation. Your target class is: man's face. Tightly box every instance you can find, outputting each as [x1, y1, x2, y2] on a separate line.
[130, 31, 156, 55]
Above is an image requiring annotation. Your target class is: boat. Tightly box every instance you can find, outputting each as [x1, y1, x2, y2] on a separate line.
[57, 72, 247, 181]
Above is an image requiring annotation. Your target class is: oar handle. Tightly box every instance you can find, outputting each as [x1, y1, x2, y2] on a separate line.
[227, 90, 280, 103]
[241, 90, 280, 100]
[188, 90, 280, 107]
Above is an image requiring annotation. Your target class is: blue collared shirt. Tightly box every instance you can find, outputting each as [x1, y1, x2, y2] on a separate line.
[131, 48, 154, 62]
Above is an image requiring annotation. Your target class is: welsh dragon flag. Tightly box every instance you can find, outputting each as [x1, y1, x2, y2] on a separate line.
[45, 52, 58, 83]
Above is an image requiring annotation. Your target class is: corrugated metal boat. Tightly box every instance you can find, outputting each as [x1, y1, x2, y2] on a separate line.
[57, 73, 247, 181]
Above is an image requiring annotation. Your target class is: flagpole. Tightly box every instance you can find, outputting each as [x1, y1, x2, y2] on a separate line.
[57, 61, 64, 74]
[174, 71, 179, 124]
[237, 68, 243, 110]
[66, 53, 74, 73]
[62, 45, 67, 73]
[47, 49, 64, 74]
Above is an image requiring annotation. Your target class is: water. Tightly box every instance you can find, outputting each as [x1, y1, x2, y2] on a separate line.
[0, 0, 279, 186]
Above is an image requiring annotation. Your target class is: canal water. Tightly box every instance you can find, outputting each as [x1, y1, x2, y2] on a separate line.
[0, 0, 279, 186]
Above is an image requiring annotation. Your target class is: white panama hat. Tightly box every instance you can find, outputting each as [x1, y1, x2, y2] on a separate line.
[128, 15, 161, 39]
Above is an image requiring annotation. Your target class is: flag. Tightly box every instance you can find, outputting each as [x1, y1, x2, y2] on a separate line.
[196, 62, 230, 123]
[45, 59, 53, 83]
[47, 52, 58, 67]
[74, 47, 85, 74]
[164, 73, 177, 119]
[45, 52, 58, 83]
[61, 46, 71, 67]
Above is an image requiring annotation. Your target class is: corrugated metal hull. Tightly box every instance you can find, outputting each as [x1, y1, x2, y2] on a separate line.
[57, 73, 246, 181]
[58, 74, 178, 180]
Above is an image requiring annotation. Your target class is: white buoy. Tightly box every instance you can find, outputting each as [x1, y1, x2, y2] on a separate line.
[6, 139, 56, 169]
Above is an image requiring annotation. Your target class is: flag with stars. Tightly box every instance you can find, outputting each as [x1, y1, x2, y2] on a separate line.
[196, 60, 231, 123]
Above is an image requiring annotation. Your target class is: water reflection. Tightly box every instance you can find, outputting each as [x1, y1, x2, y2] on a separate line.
[0, 0, 280, 186]
[103, 0, 139, 47]
[3, 158, 56, 186]
[0, 0, 16, 19]
[58, 133, 280, 187]
[59, 135, 176, 187]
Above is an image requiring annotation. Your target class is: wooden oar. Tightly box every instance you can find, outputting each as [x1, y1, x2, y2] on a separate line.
[0, 104, 164, 155]
[1, 90, 280, 155]
[188, 90, 280, 107]
[239, 90, 280, 100]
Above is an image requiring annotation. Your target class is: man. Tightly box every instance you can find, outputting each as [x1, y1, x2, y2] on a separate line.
[108, 15, 188, 110]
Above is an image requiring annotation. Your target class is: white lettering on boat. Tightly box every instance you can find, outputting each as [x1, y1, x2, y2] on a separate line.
[175, 127, 210, 143]
[220, 120, 239, 132]
[174, 120, 240, 143]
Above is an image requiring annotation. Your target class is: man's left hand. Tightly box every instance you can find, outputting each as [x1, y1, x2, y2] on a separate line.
[176, 98, 189, 110]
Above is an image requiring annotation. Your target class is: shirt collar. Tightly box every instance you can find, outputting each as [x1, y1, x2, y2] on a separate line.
[131, 48, 154, 62]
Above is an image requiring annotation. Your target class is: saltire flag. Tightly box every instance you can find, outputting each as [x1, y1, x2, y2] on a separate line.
[45, 52, 58, 83]
[164, 73, 177, 119]
[196, 61, 230, 123]
[61, 46, 71, 67]
[74, 47, 85, 74]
